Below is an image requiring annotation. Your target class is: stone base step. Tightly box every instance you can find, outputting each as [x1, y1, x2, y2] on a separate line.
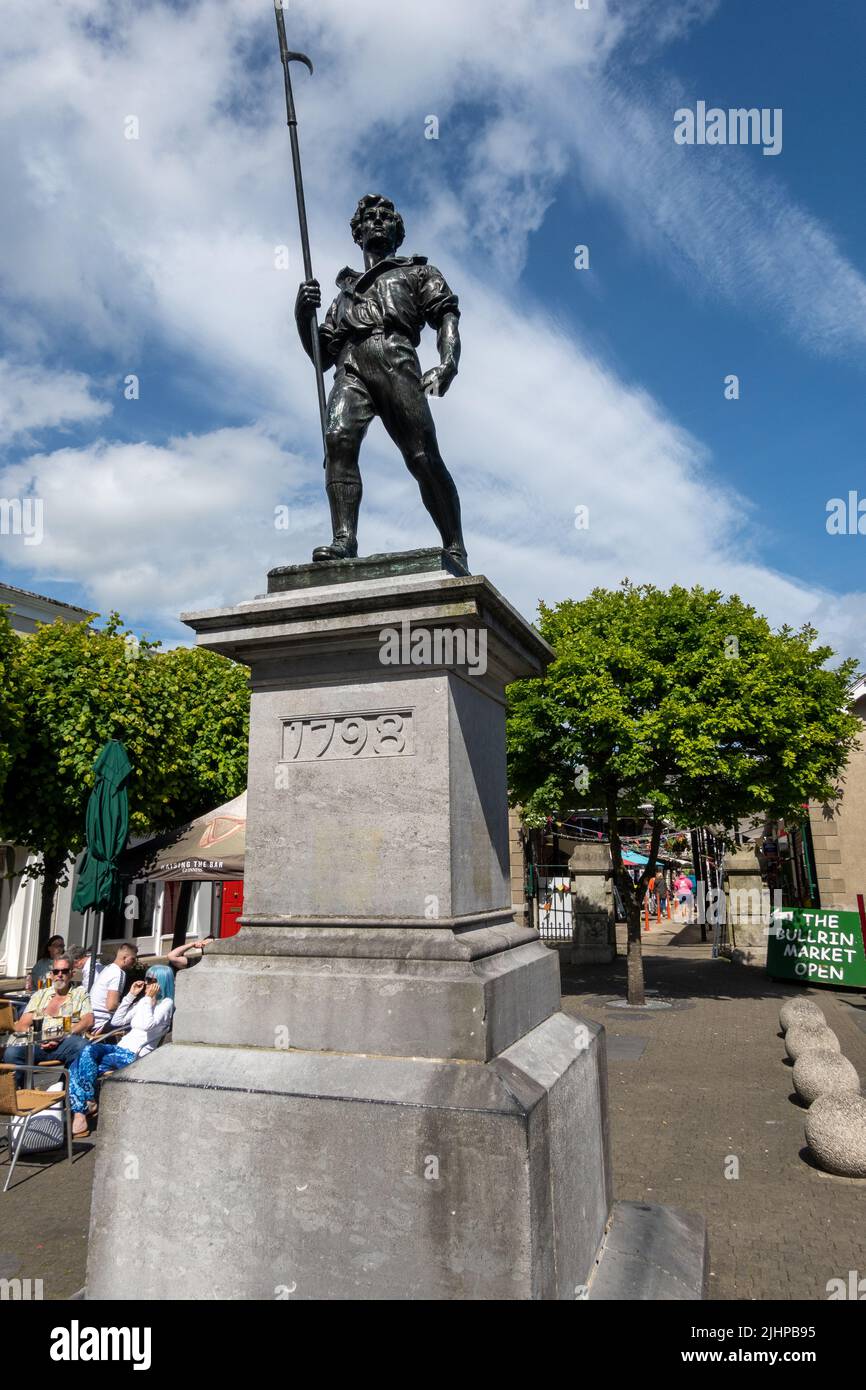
[586, 1200, 708, 1300]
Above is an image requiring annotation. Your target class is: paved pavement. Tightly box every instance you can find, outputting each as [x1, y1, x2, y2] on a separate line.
[0, 1138, 94, 1299]
[3, 932, 864, 1301]
[561, 937, 866, 1302]
[1, 974, 94, 1299]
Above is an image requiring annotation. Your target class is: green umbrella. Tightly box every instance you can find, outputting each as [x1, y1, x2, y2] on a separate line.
[72, 739, 132, 988]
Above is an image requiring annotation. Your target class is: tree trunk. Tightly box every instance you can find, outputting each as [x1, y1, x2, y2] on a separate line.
[606, 790, 653, 1006]
[626, 903, 646, 1006]
[605, 793, 668, 1006]
[37, 851, 64, 953]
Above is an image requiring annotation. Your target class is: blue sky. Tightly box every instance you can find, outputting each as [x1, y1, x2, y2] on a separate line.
[597, 0, 866, 593]
[2, 0, 865, 659]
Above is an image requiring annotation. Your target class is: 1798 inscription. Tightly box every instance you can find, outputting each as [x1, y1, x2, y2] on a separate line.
[280, 709, 414, 762]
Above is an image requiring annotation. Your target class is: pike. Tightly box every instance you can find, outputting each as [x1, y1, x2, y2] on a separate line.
[274, 1, 328, 455]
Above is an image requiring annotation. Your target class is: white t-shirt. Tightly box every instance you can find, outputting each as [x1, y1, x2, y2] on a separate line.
[80, 958, 103, 986]
[90, 962, 126, 1028]
[111, 994, 175, 1058]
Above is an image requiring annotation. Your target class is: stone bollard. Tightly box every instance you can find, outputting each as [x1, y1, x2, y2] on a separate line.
[779, 997, 825, 1034]
[568, 841, 616, 966]
[792, 1049, 860, 1106]
[805, 1093, 866, 1177]
[785, 1022, 840, 1062]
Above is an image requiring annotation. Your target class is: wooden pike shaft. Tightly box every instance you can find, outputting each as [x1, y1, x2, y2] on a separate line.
[275, 3, 328, 453]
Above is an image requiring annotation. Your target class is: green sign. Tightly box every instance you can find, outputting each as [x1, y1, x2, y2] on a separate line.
[768, 906, 866, 989]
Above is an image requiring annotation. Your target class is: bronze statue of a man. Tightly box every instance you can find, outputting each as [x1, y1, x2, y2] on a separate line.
[295, 194, 468, 570]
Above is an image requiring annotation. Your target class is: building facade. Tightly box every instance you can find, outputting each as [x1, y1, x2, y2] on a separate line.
[805, 678, 866, 911]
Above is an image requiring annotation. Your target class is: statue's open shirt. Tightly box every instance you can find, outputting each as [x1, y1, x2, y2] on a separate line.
[320, 255, 459, 373]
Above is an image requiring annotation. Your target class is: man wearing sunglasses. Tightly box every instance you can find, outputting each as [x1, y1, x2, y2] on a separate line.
[3, 956, 94, 1088]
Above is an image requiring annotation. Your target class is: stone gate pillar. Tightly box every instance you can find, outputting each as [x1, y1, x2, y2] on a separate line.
[569, 841, 616, 965]
[721, 844, 768, 967]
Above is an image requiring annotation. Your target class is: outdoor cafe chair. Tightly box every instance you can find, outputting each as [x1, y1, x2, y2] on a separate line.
[0, 1060, 74, 1192]
[85, 1025, 129, 1044]
[0, 1000, 17, 1094]
[0, 1002, 15, 1068]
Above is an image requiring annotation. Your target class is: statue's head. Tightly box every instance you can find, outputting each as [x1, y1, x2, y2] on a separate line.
[351, 194, 405, 255]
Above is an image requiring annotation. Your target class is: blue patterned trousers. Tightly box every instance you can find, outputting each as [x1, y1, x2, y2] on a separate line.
[68, 1042, 136, 1114]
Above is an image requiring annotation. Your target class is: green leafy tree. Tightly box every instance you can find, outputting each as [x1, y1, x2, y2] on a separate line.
[507, 583, 860, 1005]
[148, 645, 250, 811]
[0, 607, 26, 801]
[0, 613, 249, 946]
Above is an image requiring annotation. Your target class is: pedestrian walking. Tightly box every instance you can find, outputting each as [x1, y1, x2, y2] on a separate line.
[673, 871, 694, 921]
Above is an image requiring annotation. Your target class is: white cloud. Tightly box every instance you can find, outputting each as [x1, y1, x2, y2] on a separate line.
[0, 360, 109, 443]
[1, 0, 865, 662]
[625, 0, 723, 52]
[0, 426, 312, 635]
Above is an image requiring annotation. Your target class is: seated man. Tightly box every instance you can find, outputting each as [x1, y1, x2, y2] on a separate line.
[71, 945, 102, 986]
[3, 956, 94, 1087]
[89, 941, 138, 1034]
[25, 934, 66, 992]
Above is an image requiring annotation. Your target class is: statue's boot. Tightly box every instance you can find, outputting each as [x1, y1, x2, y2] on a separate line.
[312, 481, 361, 562]
[419, 466, 469, 573]
[444, 543, 469, 574]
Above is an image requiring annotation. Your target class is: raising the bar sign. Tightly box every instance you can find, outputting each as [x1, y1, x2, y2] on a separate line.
[768, 905, 866, 989]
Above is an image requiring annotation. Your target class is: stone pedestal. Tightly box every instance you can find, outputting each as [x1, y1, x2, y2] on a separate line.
[85, 553, 706, 1300]
[568, 841, 616, 965]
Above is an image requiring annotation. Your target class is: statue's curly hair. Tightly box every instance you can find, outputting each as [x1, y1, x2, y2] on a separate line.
[350, 194, 405, 249]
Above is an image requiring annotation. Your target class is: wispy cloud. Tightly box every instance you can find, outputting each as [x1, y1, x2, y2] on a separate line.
[566, 72, 866, 355]
[621, 0, 723, 53]
[0, 0, 864, 661]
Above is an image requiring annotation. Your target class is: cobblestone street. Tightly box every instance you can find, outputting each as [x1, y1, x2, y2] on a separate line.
[561, 937, 866, 1302]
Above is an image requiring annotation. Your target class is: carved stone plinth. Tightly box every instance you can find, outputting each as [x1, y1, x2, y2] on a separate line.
[85, 556, 706, 1300]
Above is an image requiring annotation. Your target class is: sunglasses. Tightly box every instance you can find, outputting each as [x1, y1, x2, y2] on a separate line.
[52, 968, 71, 976]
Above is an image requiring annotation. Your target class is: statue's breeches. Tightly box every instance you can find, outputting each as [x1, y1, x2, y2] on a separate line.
[325, 333, 441, 484]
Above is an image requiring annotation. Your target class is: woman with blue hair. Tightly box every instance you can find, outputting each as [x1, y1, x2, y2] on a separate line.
[69, 965, 175, 1136]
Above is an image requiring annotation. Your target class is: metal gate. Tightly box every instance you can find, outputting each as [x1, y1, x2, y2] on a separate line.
[527, 864, 573, 942]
